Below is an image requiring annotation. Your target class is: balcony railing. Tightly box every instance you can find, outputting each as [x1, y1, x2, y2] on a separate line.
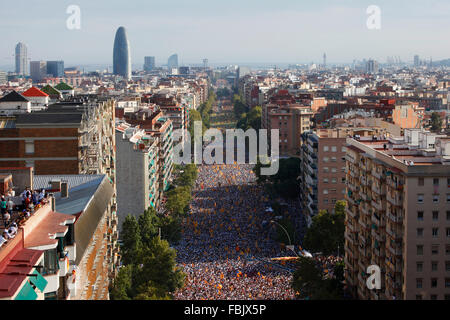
[386, 227, 402, 240]
[388, 245, 402, 256]
[387, 212, 403, 223]
[386, 193, 402, 207]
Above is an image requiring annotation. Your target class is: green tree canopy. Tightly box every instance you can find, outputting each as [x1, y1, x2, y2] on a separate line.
[121, 215, 142, 265]
[430, 112, 442, 133]
[303, 201, 346, 255]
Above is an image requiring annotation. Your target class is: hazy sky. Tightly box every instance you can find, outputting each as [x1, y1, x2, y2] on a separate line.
[0, 0, 449, 68]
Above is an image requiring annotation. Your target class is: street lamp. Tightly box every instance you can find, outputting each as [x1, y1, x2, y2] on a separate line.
[270, 220, 299, 257]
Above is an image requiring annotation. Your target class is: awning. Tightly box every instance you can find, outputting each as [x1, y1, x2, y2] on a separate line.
[29, 270, 48, 292]
[14, 281, 38, 300]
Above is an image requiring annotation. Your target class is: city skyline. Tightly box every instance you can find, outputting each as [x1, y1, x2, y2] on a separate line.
[1, 0, 449, 69]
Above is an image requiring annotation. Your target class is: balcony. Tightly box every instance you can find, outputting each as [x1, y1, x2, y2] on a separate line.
[386, 193, 402, 207]
[305, 174, 317, 186]
[59, 256, 69, 277]
[359, 218, 368, 229]
[386, 227, 402, 240]
[346, 154, 356, 164]
[345, 231, 354, 245]
[346, 220, 355, 232]
[388, 245, 402, 256]
[371, 167, 381, 178]
[387, 211, 403, 223]
[346, 208, 358, 219]
[371, 184, 386, 195]
[371, 229, 386, 242]
[371, 199, 385, 212]
[347, 181, 358, 192]
[385, 258, 402, 273]
[349, 169, 359, 179]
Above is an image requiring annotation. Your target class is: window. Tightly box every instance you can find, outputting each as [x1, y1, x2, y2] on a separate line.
[418, 177, 424, 186]
[431, 278, 437, 288]
[417, 194, 424, 203]
[416, 295, 422, 300]
[430, 295, 438, 300]
[323, 157, 329, 162]
[341, 167, 346, 173]
[25, 141, 34, 154]
[331, 157, 337, 162]
[323, 178, 329, 184]
[417, 211, 424, 221]
[323, 189, 329, 195]
[446, 228, 450, 238]
[433, 194, 439, 203]
[447, 245, 450, 255]
[416, 278, 423, 289]
[431, 261, 438, 272]
[447, 211, 450, 221]
[323, 146, 329, 152]
[323, 198, 328, 204]
[446, 261, 450, 272]
[331, 146, 337, 152]
[341, 157, 346, 162]
[341, 146, 346, 152]
[331, 198, 337, 204]
[323, 167, 329, 173]
[447, 194, 450, 203]
[331, 168, 337, 173]
[446, 278, 450, 288]
[417, 245, 423, 255]
[431, 245, 439, 255]
[432, 228, 438, 237]
[417, 228, 423, 237]
[432, 211, 439, 221]
[342, 177, 346, 183]
[416, 262, 423, 272]
[331, 178, 337, 184]
[330, 189, 337, 194]
[433, 178, 439, 186]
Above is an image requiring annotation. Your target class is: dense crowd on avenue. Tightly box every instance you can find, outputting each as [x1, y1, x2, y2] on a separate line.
[173, 163, 297, 300]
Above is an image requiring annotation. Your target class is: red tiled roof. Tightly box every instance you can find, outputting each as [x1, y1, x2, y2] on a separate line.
[22, 87, 49, 97]
[0, 248, 44, 298]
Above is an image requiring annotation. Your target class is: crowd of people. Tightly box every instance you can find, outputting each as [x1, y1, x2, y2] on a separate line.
[173, 163, 296, 300]
[0, 187, 48, 248]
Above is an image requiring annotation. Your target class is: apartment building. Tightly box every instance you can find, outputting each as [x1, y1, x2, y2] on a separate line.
[115, 124, 161, 229]
[300, 128, 384, 226]
[265, 104, 313, 156]
[0, 98, 116, 179]
[344, 128, 450, 300]
[0, 169, 119, 300]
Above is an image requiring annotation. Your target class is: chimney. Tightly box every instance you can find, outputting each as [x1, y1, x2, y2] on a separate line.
[61, 181, 69, 198]
[49, 194, 55, 211]
[50, 179, 61, 191]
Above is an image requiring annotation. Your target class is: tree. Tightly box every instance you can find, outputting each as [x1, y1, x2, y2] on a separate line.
[121, 215, 142, 265]
[291, 257, 343, 300]
[291, 257, 323, 299]
[133, 237, 185, 294]
[430, 112, 442, 133]
[138, 207, 160, 247]
[109, 265, 133, 300]
[166, 186, 192, 216]
[303, 201, 346, 255]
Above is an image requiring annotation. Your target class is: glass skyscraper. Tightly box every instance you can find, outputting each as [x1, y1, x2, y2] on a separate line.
[15, 42, 28, 76]
[113, 26, 131, 80]
[168, 54, 178, 70]
[47, 61, 64, 77]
